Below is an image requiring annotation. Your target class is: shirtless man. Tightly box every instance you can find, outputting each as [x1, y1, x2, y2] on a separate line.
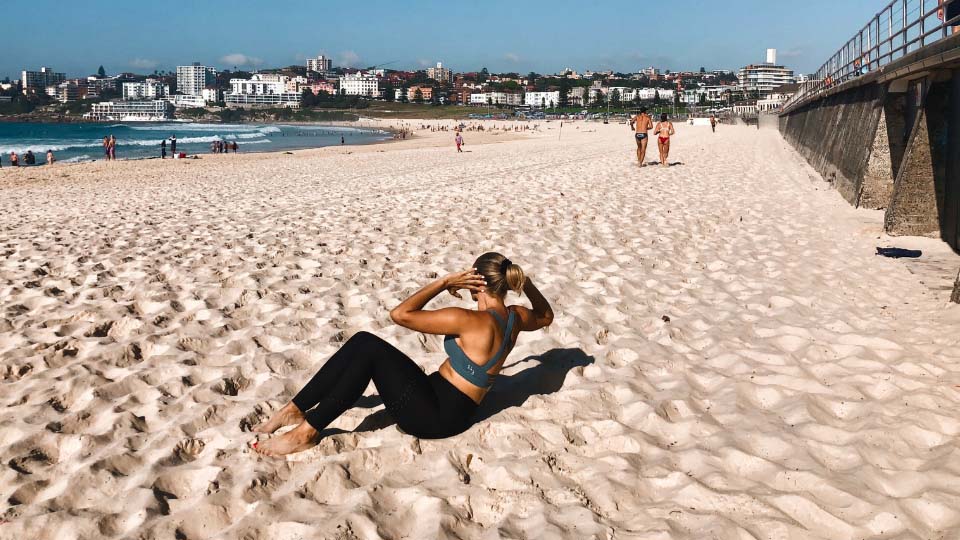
[631, 107, 654, 165]
[653, 113, 676, 167]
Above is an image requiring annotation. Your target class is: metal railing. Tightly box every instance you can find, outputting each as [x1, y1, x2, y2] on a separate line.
[782, 0, 959, 112]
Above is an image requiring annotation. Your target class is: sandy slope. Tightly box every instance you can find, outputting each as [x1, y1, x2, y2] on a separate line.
[1, 120, 959, 540]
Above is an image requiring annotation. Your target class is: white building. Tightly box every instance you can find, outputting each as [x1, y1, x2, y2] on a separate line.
[21, 67, 65, 94]
[163, 94, 206, 108]
[176, 63, 217, 96]
[469, 93, 489, 105]
[737, 49, 795, 97]
[84, 100, 173, 121]
[524, 91, 560, 108]
[285, 76, 311, 93]
[681, 86, 728, 104]
[201, 87, 221, 103]
[427, 62, 452, 83]
[339, 72, 379, 97]
[633, 88, 674, 101]
[225, 93, 301, 108]
[226, 73, 300, 107]
[122, 79, 169, 100]
[307, 55, 333, 74]
[230, 73, 288, 95]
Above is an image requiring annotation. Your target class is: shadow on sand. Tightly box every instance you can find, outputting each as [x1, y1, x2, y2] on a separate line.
[326, 348, 595, 437]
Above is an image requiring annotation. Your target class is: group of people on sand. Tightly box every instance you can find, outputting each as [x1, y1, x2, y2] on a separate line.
[3, 150, 55, 168]
[211, 140, 239, 154]
[102, 135, 117, 160]
[160, 135, 177, 159]
[629, 107, 675, 167]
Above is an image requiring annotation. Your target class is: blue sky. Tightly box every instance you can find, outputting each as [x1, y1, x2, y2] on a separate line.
[3, 0, 883, 80]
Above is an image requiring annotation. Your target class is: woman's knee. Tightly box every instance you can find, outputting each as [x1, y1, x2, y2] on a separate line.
[344, 331, 395, 356]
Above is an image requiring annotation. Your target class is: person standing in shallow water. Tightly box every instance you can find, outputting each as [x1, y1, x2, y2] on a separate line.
[251, 252, 555, 456]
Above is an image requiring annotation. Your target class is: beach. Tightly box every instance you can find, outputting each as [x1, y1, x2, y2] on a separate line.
[2, 120, 960, 540]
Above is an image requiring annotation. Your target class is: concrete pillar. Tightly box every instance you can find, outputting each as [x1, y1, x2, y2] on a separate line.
[859, 92, 898, 209]
[953, 269, 960, 304]
[884, 73, 952, 237]
[944, 69, 960, 249]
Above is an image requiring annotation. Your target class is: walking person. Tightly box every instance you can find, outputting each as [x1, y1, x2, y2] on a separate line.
[109, 135, 117, 160]
[160, 139, 167, 159]
[170, 135, 177, 157]
[455, 132, 464, 152]
[250, 252, 554, 456]
[654, 113, 676, 168]
[24, 150, 36, 166]
[10, 151, 18, 167]
[710, 115, 717, 133]
[232, 141, 238, 153]
[46, 150, 55, 165]
[630, 107, 654, 165]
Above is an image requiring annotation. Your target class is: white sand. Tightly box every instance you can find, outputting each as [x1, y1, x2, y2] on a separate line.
[1, 120, 960, 540]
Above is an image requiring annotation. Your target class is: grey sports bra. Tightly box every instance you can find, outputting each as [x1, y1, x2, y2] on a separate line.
[444, 309, 516, 389]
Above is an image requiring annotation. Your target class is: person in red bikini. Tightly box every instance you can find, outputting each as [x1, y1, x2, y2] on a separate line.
[653, 113, 675, 167]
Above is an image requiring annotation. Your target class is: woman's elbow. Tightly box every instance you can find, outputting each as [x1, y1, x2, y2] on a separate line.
[389, 308, 407, 325]
[540, 311, 555, 328]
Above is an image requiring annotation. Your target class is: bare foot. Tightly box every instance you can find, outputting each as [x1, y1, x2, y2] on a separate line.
[253, 421, 318, 457]
[253, 401, 305, 434]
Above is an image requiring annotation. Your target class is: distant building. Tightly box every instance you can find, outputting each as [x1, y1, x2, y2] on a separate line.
[642, 67, 659, 77]
[407, 85, 433, 102]
[681, 86, 728, 104]
[86, 76, 118, 97]
[225, 93, 301, 108]
[524, 91, 560, 108]
[757, 83, 799, 112]
[225, 73, 300, 107]
[310, 81, 337, 95]
[123, 79, 169, 100]
[163, 94, 207, 108]
[230, 73, 287, 95]
[201, 87, 221, 103]
[285, 76, 311, 93]
[21, 67, 65, 94]
[84, 100, 173, 121]
[488, 92, 522, 106]
[737, 49, 795, 97]
[176, 63, 217, 96]
[47, 81, 86, 103]
[339, 72, 379, 97]
[426, 62, 452, 83]
[307, 55, 333, 74]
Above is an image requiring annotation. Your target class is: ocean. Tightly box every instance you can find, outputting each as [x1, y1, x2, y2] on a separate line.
[0, 121, 391, 164]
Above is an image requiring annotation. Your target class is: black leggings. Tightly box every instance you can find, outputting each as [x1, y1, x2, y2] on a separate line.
[292, 331, 478, 439]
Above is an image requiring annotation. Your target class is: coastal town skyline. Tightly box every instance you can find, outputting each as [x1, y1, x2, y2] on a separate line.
[2, 0, 882, 79]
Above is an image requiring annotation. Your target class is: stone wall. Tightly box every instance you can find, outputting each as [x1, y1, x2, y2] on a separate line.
[779, 84, 888, 206]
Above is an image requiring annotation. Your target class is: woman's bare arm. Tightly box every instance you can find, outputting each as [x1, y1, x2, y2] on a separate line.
[515, 278, 554, 331]
[389, 270, 485, 335]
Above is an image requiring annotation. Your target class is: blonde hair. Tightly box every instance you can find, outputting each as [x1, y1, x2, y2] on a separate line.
[474, 252, 525, 297]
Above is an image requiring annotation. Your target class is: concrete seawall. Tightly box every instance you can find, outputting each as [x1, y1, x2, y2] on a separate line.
[778, 84, 889, 207]
[778, 65, 959, 253]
